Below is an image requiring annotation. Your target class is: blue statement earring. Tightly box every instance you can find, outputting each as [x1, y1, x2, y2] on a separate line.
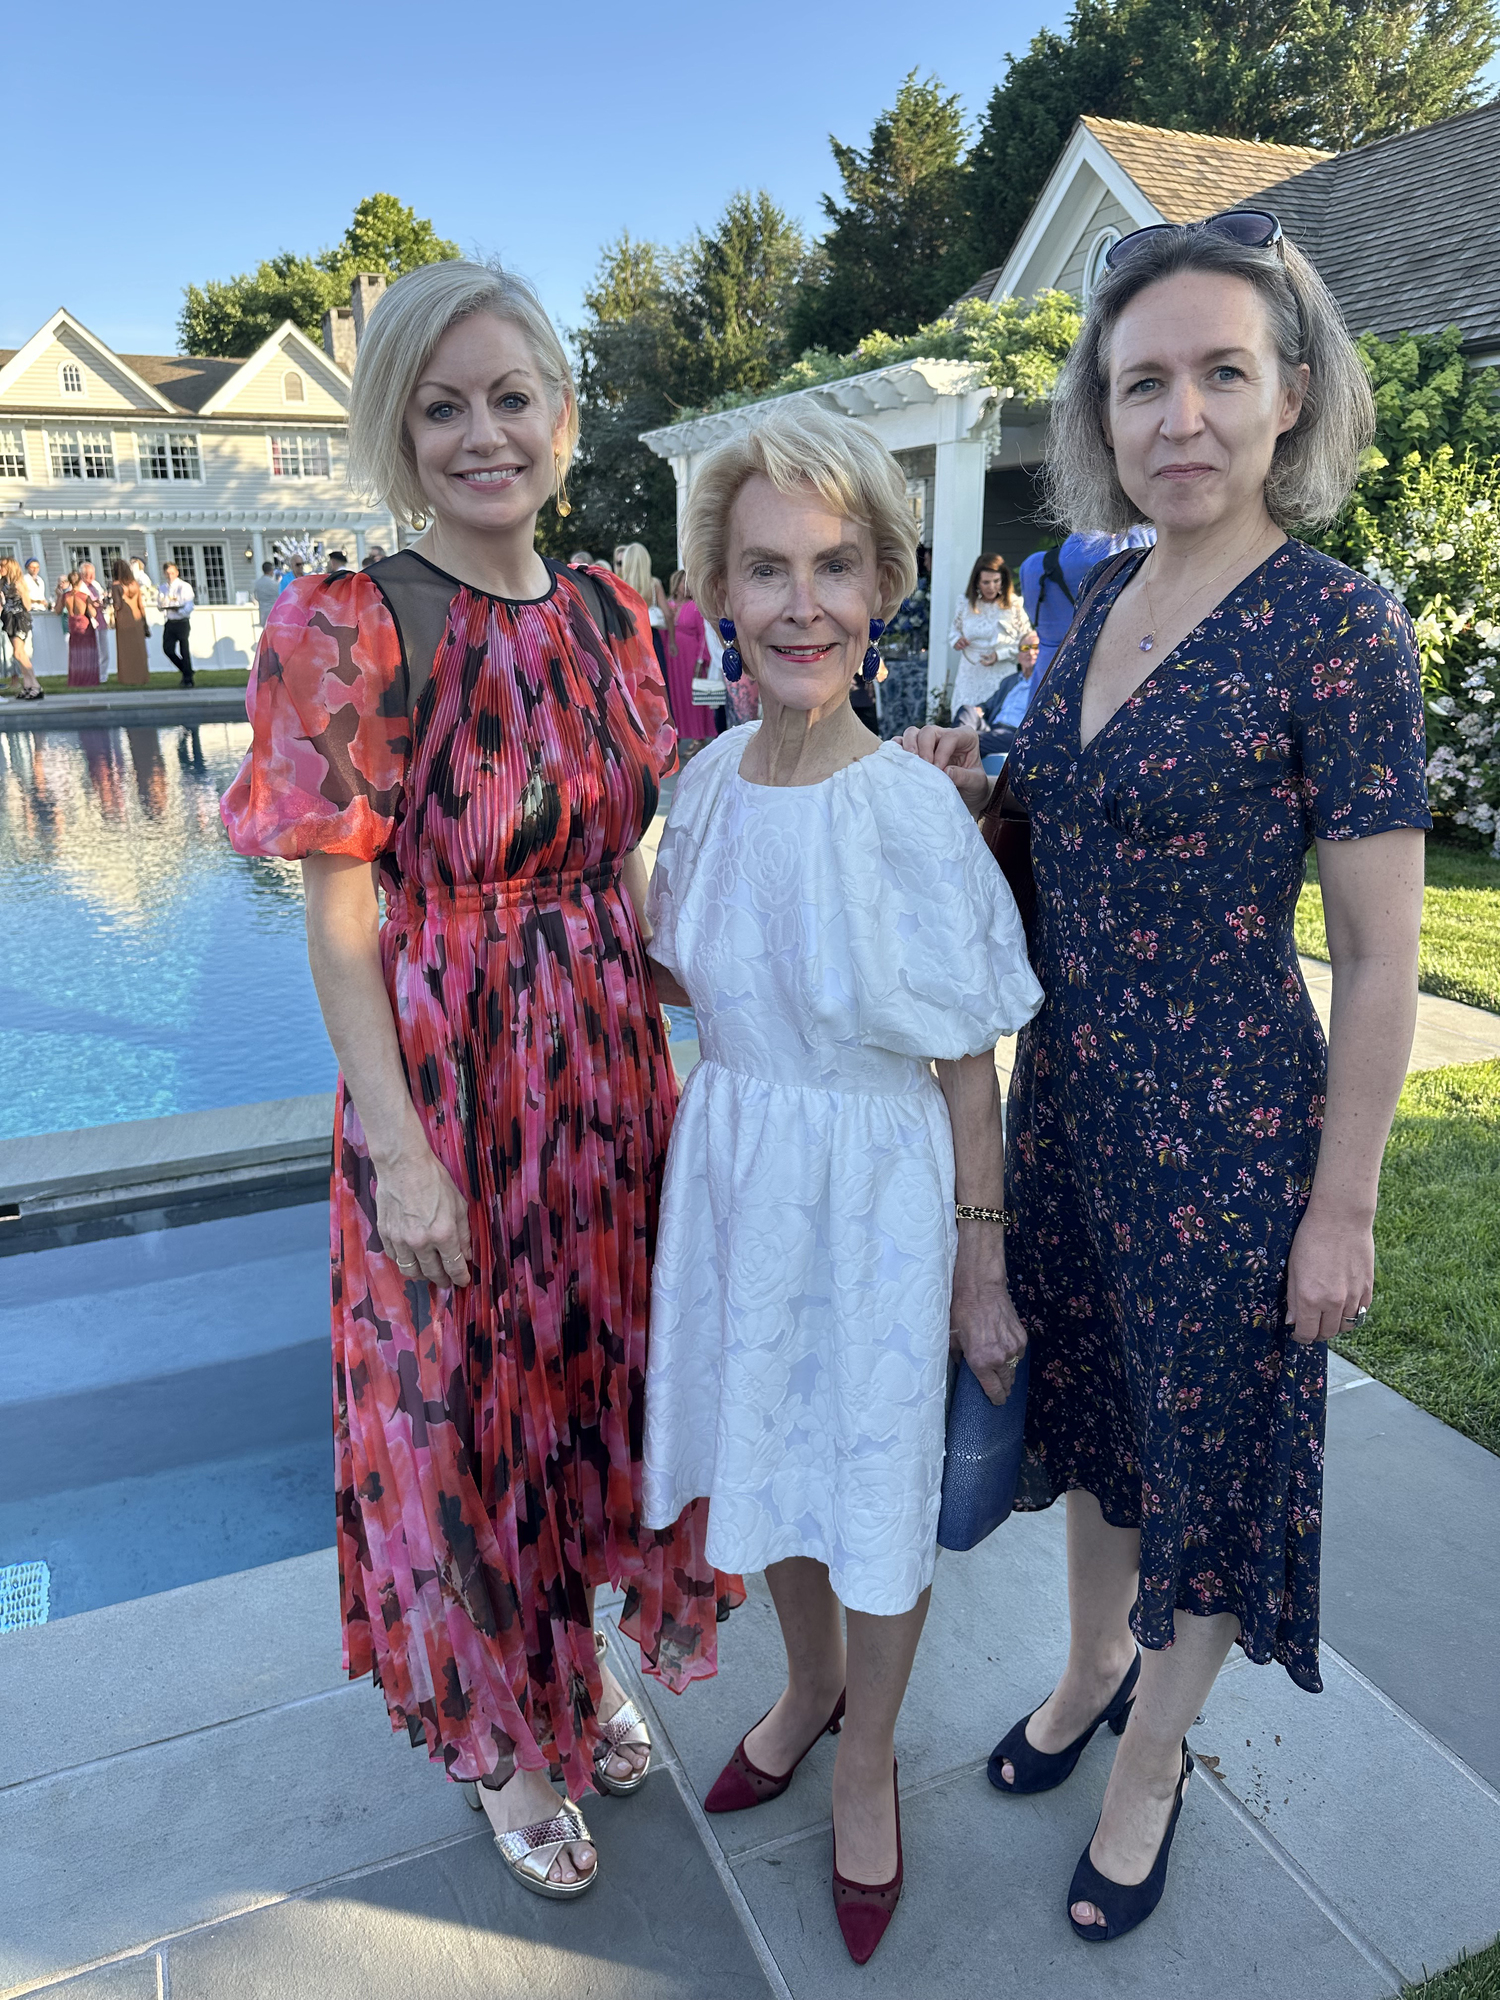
[719, 618, 744, 681]
[862, 618, 888, 683]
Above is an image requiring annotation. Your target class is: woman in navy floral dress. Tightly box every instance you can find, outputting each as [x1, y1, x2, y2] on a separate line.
[910, 215, 1427, 1944]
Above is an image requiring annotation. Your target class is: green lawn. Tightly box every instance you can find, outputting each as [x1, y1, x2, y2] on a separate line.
[1343, 1058, 1500, 1456]
[20, 669, 252, 694]
[1405, 1937, 1500, 1999]
[1296, 840, 1500, 1015]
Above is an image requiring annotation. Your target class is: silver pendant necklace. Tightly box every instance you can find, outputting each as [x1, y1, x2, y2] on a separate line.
[1137, 530, 1271, 655]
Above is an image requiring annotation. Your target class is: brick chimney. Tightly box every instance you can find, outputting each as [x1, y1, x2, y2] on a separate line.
[350, 272, 388, 347]
[322, 306, 356, 373]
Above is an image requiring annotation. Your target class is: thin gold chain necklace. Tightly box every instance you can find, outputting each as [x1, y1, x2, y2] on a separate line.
[1137, 529, 1274, 655]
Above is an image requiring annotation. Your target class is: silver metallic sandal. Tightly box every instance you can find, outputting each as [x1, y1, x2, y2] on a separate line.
[492, 1798, 598, 1900]
[593, 1696, 653, 1797]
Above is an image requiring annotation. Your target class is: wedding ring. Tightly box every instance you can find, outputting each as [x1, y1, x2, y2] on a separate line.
[1343, 1308, 1368, 1326]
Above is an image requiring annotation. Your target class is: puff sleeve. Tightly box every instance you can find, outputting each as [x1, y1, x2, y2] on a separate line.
[1291, 577, 1432, 841]
[220, 572, 408, 860]
[837, 749, 1045, 1059]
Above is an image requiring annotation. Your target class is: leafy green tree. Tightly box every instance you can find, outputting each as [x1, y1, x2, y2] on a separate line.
[967, 0, 1499, 274]
[178, 194, 460, 356]
[565, 195, 810, 571]
[789, 73, 974, 355]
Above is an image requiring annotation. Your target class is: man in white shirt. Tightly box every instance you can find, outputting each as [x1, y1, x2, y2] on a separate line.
[252, 562, 280, 623]
[158, 564, 196, 686]
[23, 560, 48, 613]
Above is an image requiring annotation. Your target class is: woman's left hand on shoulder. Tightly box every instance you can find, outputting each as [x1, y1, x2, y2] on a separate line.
[950, 1224, 1028, 1403]
[899, 723, 993, 816]
[1283, 1200, 1375, 1346]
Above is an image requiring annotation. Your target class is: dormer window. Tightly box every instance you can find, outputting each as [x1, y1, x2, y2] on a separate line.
[1083, 229, 1121, 304]
[60, 363, 84, 396]
[283, 370, 305, 403]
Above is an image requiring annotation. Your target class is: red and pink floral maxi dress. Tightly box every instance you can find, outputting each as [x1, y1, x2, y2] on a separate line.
[223, 554, 741, 1797]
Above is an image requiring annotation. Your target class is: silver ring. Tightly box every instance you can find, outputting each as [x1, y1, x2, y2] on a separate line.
[396, 1260, 417, 1274]
[1343, 1308, 1369, 1326]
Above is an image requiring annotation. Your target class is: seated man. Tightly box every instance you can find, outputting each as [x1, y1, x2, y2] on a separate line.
[960, 631, 1040, 763]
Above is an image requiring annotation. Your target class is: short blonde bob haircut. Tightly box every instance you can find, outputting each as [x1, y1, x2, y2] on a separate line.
[347, 259, 579, 529]
[682, 400, 918, 620]
[1044, 226, 1374, 534]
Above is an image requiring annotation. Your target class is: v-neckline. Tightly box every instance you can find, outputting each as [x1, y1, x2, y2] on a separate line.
[1074, 544, 1284, 758]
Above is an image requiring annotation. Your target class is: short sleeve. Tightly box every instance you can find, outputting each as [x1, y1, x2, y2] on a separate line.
[583, 567, 677, 781]
[220, 572, 407, 860]
[1291, 576, 1432, 841]
[838, 750, 1045, 1060]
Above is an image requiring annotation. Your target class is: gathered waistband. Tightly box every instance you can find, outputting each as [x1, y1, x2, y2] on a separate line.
[690, 1053, 935, 1102]
[386, 862, 621, 920]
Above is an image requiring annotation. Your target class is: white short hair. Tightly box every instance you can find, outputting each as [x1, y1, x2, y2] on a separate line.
[346, 259, 579, 528]
[682, 400, 919, 620]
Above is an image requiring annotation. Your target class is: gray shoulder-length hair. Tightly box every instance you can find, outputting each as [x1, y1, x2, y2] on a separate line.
[1043, 228, 1374, 533]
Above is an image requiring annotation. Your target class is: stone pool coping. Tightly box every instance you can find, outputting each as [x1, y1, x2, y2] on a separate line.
[0, 686, 249, 730]
[0, 1096, 335, 1248]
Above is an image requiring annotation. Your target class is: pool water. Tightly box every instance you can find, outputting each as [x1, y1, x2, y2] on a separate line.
[0, 723, 335, 1139]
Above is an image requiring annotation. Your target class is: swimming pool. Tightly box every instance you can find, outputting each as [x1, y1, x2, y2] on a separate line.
[0, 722, 335, 1139]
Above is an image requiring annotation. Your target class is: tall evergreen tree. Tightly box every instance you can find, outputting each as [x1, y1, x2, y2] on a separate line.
[789, 73, 973, 355]
[967, 0, 1499, 275]
[564, 196, 809, 571]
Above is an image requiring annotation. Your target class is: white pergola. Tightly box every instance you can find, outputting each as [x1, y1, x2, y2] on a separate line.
[641, 359, 1027, 708]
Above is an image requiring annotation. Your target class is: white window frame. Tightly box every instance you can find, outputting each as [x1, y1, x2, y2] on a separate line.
[1082, 228, 1121, 304]
[135, 429, 202, 483]
[0, 428, 25, 479]
[268, 432, 332, 480]
[46, 430, 115, 481]
[59, 361, 85, 397]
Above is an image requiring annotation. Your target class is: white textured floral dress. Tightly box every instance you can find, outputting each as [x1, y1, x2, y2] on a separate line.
[642, 726, 1043, 1614]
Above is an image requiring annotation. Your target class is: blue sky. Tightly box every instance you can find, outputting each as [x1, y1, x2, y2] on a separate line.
[13, 2, 1500, 361]
[9, 0, 1065, 356]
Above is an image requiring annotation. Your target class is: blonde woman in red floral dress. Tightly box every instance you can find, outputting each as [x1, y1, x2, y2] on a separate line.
[223, 260, 739, 1901]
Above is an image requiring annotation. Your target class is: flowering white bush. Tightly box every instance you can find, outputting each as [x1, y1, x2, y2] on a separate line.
[1346, 449, 1500, 852]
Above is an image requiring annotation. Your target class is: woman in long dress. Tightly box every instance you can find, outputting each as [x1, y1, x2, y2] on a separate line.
[911, 214, 1426, 1946]
[223, 259, 739, 1905]
[948, 553, 1032, 719]
[110, 558, 150, 686]
[63, 573, 100, 687]
[641, 402, 1042, 1964]
[660, 570, 718, 741]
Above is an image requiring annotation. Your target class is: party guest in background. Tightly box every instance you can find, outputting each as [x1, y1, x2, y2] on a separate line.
[157, 563, 195, 686]
[0, 558, 43, 698]
[948, 554, 1032, 718]
[62, 572, 100, 687]
[661, 569, 718, 742]
[110, 558, 150, 686]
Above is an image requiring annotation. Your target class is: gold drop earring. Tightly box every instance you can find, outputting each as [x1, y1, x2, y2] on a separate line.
[554, 453, 572, 519]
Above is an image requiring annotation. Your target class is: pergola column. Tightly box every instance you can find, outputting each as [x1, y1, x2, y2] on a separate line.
[927, 396, 992, 713]
[251, 530, 266, 570]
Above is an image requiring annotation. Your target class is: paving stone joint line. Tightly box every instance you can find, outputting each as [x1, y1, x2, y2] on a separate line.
[1320, 1641, 1500, 1809]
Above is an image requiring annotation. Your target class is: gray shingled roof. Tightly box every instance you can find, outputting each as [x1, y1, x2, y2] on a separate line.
[116, 353, 243, 413]
[1248, 100, 1500, 352]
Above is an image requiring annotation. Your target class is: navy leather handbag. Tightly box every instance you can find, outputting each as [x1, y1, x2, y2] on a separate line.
[936, 1348, 1030, 1552]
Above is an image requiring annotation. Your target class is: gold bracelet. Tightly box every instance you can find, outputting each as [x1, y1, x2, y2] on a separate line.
[955, 1203, 1005, 1224]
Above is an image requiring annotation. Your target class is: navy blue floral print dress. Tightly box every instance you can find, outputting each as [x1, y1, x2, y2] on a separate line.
[1004, 540, 1430, 1692]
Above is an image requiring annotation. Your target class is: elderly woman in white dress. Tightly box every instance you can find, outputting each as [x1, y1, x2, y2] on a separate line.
[639, 403, 1042, 1966]
[948, 552, 1034, 722]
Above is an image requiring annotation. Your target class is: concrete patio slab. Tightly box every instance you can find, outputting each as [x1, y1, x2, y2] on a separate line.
[0, 1680, 468, 1992]
[1321, 1374, 1500, 1787]
[1, 1549, 341, 1790]
[23, 1961, 164, 1999]
[1191, 1645, 1500, 1982]
[161, 1779, 774, 2000]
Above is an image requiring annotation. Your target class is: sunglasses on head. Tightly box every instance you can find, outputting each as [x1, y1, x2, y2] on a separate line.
[1105, 209, 1283, 272]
